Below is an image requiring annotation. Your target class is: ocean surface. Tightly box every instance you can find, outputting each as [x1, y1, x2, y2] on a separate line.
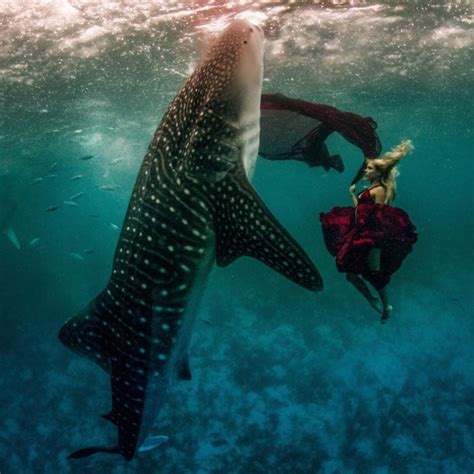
[1, 1, 473, 473]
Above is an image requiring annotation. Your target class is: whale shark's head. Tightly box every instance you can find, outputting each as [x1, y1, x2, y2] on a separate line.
[194, 19, 264, 122]
[166, 19, 264, 180]
[220, 20, 264, 118]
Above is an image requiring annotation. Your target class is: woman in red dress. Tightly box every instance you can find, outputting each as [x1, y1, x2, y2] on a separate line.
[320, 140, 417, 323]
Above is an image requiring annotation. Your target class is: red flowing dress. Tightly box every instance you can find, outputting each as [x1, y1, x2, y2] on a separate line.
[319, 186, 417, 290]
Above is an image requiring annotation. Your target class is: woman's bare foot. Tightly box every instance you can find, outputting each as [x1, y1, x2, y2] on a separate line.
[369, 296, 382, 314]
[346, 273, 382, 314]
[380, 305, 393, 324]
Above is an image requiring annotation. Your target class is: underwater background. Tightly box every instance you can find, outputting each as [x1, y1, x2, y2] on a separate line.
[1, 1, 473, 473]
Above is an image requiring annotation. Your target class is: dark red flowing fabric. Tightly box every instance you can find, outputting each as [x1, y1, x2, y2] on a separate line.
[259, 93, 381, 172]
[319, 189, 417, 289]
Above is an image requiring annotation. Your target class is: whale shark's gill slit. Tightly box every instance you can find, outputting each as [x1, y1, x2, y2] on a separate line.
[166, 188, 212, 222]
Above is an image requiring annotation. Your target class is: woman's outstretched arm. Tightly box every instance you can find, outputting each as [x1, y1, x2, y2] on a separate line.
[349, 184, 358, 207]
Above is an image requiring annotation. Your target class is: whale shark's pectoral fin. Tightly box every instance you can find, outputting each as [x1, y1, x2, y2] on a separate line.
[214, 175, 323, 291]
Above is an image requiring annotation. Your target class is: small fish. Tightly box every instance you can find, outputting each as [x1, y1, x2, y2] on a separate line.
[107, 222, 120, 231]
[109, 158, 123, 166]
[199, 318, 217, 327]
[99, 184, 120, 191]
[3, 226, 20, 250]
[31, 177, 43, 185]
[69, 252, 84, 261]
[79, 155, 94, 161]
[73, 130, 83, 134]
[70, 175, 84, 181]
[47, 174, 58, 179]
[46, 205, 61, 212]
[29, 238, 41, 247]
[88, 214, 100, 219]
[70, 191, 85, 200]
[63, 200, 79, 207]
[84, 249, 95, 254]
[50, 162, 58, 171]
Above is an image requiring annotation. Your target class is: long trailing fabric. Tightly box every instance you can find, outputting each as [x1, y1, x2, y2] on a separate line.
[259, 93, 381, 175]
[319, 188, 417, 290]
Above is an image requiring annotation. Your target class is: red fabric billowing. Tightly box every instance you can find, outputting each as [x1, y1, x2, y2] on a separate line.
[260, 93, 381, 159]
[319, 189, 417, 289]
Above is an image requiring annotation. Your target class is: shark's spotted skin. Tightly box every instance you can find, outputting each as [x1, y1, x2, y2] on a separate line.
[59, 20, 322, 462]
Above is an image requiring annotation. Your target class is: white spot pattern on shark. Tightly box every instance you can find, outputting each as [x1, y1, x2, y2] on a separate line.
[59, 19, 322, 462]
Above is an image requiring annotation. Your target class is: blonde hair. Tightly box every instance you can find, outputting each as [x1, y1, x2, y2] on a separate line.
[371, 140, 413, 203]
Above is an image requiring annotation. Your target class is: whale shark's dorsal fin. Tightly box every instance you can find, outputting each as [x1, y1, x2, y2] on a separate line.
[101, 410, 119, 426]
[58, 292, 111, 373]
[213, 173, 323, 291]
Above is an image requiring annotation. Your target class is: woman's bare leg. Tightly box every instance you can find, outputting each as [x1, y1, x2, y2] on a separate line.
[377, 287, 392, 323]
[346, 273, 381, 313]
[367, 248, 392, 323]
[368, 248, 381, 271]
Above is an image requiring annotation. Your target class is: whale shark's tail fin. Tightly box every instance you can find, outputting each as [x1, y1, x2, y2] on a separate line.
[67, 435, 168, 460]
[67, 445, 121, 460]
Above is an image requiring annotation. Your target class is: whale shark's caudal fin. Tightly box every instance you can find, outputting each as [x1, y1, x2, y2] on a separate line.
[67, 435, 168, 459]
[67, 445, 121, 460]
[3, 225, 20, 249]
[214, 173, 323, 291]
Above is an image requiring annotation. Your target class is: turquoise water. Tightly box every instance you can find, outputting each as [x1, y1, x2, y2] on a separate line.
[1, 1, 473, 472]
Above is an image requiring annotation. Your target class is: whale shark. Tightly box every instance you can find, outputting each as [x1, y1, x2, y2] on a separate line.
[59, 20, 322, 461]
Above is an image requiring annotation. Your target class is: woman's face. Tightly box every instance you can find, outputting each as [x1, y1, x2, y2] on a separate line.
[364, 160, 379, 181]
